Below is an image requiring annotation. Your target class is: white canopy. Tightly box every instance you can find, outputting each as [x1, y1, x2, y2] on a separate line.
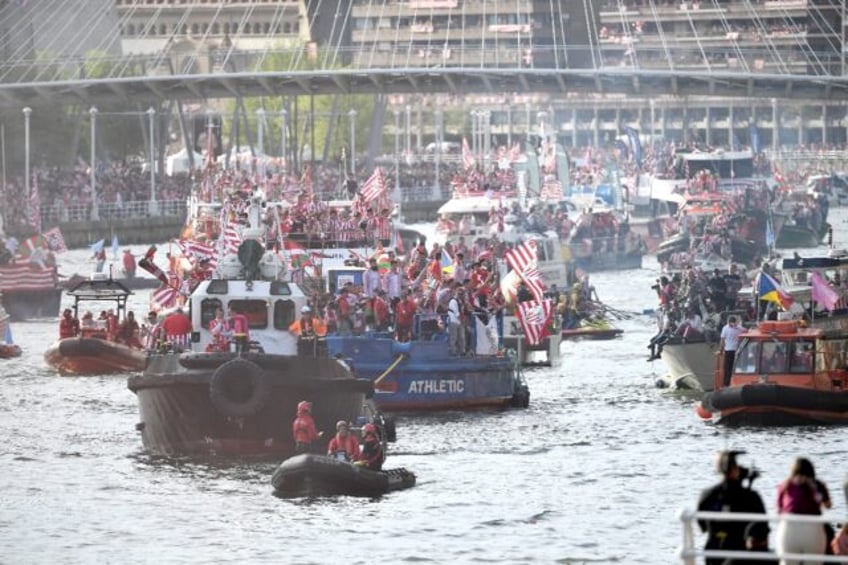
[166, 148, 204, 176]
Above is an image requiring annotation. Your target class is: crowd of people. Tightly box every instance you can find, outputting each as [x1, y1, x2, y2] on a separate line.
[291, 400, 383, 471]
[57, 305, 194, 353]
[697, 450, 847, 561]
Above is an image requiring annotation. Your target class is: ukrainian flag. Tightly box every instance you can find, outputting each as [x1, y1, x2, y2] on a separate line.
[757, 271, 794, 310]
[441, 249, 454, 276]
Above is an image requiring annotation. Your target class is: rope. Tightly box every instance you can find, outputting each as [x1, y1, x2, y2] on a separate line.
[373, 353, 406, 386]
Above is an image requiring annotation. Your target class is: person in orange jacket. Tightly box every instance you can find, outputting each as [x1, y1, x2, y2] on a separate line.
[288, 305, 327, 337]
[59, 309, 80, 339]
[291, 400, 323, 454]
[327, 420, 360, 462]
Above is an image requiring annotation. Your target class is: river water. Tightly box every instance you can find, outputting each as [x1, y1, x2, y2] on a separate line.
[1, 220, 846, 564]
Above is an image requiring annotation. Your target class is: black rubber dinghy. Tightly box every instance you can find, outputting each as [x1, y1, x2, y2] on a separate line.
[271, 453, 416, 498]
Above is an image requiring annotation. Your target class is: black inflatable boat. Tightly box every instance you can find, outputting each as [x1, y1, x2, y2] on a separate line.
[271, 454, 416, 498]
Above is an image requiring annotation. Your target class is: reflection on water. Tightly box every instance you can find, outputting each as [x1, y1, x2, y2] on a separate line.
[1, 222, 847, 562]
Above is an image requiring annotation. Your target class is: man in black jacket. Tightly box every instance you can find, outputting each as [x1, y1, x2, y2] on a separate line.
[697, 450, 768, 565]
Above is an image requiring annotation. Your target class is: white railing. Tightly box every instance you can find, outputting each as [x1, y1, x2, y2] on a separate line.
[679, 509, 846, 563]
[40, 199, 187, 224]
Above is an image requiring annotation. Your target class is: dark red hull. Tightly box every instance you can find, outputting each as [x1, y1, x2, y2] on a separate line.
[128, 353, 374, 457]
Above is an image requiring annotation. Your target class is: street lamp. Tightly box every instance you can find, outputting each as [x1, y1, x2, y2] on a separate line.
[483, 110, 491, 163]
[90, 107, 99, 221]
[349, 108, 357, 175]
[281, 108, 288, 169]
[649, 100, 656, 147]
[147, 107, 158, 216]
[394, 108, 401, 202]
[434, 108, 443, 200]
[23, 107, 31, 205]
[405, 104, 412, 157]
[257, 108, 265, 179]
[537, 111, 547, 143]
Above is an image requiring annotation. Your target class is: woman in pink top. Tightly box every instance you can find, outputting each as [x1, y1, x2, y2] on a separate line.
[775, 457, 828, 563]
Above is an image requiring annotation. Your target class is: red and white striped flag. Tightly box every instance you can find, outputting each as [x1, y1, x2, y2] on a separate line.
[151, 285, 178, 312]
[177, 238, 218, 269]
[359, 167, 387, 203]
[516, 299, 554, 345]
[505, 240, 546, 302]
[42, 227, 68, 253]
[462, 137, 476, 171]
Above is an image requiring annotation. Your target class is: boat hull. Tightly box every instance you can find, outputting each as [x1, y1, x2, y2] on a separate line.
[775, 224, 827, 248]
[325, 336, 528, 412]
[44, 337, 147, 375]
[657, 338, 718, 391]
[2, 288, 61, 321]
[562, 327, 623, 340]
[703, 384, 848, 426]
[0, 343, 22, 359]
[271, 454, 416, 498]
[128, 353, 374, 457]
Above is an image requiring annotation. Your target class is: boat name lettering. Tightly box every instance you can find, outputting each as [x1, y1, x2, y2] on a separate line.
[407, 379, 465, 394]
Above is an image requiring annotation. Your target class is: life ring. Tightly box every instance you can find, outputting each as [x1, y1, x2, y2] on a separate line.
[209, 358, 270, 418]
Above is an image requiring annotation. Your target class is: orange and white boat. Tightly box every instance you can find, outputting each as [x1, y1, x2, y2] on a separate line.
[43, 276, 146, 375]
[697, 319, 848, 426]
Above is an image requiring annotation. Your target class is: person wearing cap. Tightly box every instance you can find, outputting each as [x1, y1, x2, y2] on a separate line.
[354, 423, 383, 471]
[697, 450, 768, 564]
[288, 304, 327, 337]
[326, 420, 360, 462]
[291, 400, 323, 454]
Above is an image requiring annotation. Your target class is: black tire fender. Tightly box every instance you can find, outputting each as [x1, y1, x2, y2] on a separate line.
[209, 358, 270, 418]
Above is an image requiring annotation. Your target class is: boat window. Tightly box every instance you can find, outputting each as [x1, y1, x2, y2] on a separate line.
[228, 299, 268, 329]
[761, 342, 787, 373]
[821, 338, 848, 371]
[788, 341, 814, 374]
[537, 242, 548, 262]
[200, 298, 222, 329]
[270, 281, 292, 296]
[206, 280, 229, 295]
[273, 299, 296, 330]
[734, 341, 759, 374]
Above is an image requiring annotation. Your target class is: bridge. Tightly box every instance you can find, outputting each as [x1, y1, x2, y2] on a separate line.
[2, 55, 846, 107]
[0, 0, 847, 108]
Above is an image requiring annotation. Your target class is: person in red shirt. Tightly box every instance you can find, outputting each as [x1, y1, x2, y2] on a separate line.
[161, 308, 193, 342]
[122, 249, 136, 280]
[327, 420, 360, 462]
[291, 400, 323, 454]
[395, 289, 417, 342]
[59, 309, 80, 339]
[372, 289, 391, 331]
[427, 252, 443, 284]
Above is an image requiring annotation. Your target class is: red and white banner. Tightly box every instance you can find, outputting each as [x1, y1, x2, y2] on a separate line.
[461, 137, 476, 171]
[0, 264, 55, 291]
[516, 299, 554, 346]
[359, 167, 387, 203]
[42, 227, 68, 253]
[505, 240, 546, 301]
[177, 239, 218, 269]
[150, 285, 178, 312]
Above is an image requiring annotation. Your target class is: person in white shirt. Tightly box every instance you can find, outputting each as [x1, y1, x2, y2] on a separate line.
[718, 315, 745, 387]
[676, 308, 704, 340]
[383, 260, 402, 300]
[363, 258, 382, 298]
[447, 283, 465, 356]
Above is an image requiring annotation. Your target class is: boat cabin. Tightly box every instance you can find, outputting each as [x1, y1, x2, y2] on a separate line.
[728, 320, 848, 392]
[65, 275, 134, 339]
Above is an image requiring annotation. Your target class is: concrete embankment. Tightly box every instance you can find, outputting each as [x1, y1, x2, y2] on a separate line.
[53, 201, 442, 248]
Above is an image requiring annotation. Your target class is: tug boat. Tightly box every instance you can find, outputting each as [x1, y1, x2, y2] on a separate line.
[271, 453, 416, 498]
[127, 198, 379, 458]
[698, 319, 848, 426]
[43, 276, 146, 375]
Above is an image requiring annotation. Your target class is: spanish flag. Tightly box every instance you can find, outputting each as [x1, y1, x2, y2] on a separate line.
[757, 271, 794, 310]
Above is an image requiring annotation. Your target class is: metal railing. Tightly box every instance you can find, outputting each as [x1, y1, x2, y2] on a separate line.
[679, 508, 846, 563]
[40, 199, 187, 225]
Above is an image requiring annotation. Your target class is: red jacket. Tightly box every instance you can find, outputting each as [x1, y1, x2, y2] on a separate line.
[327, 433, 360, 461]
[59, 317, 80, 339]
[292, 414, 320, 445]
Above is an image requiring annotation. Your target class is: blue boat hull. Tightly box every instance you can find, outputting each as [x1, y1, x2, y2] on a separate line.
[325, 335, 526, 412]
